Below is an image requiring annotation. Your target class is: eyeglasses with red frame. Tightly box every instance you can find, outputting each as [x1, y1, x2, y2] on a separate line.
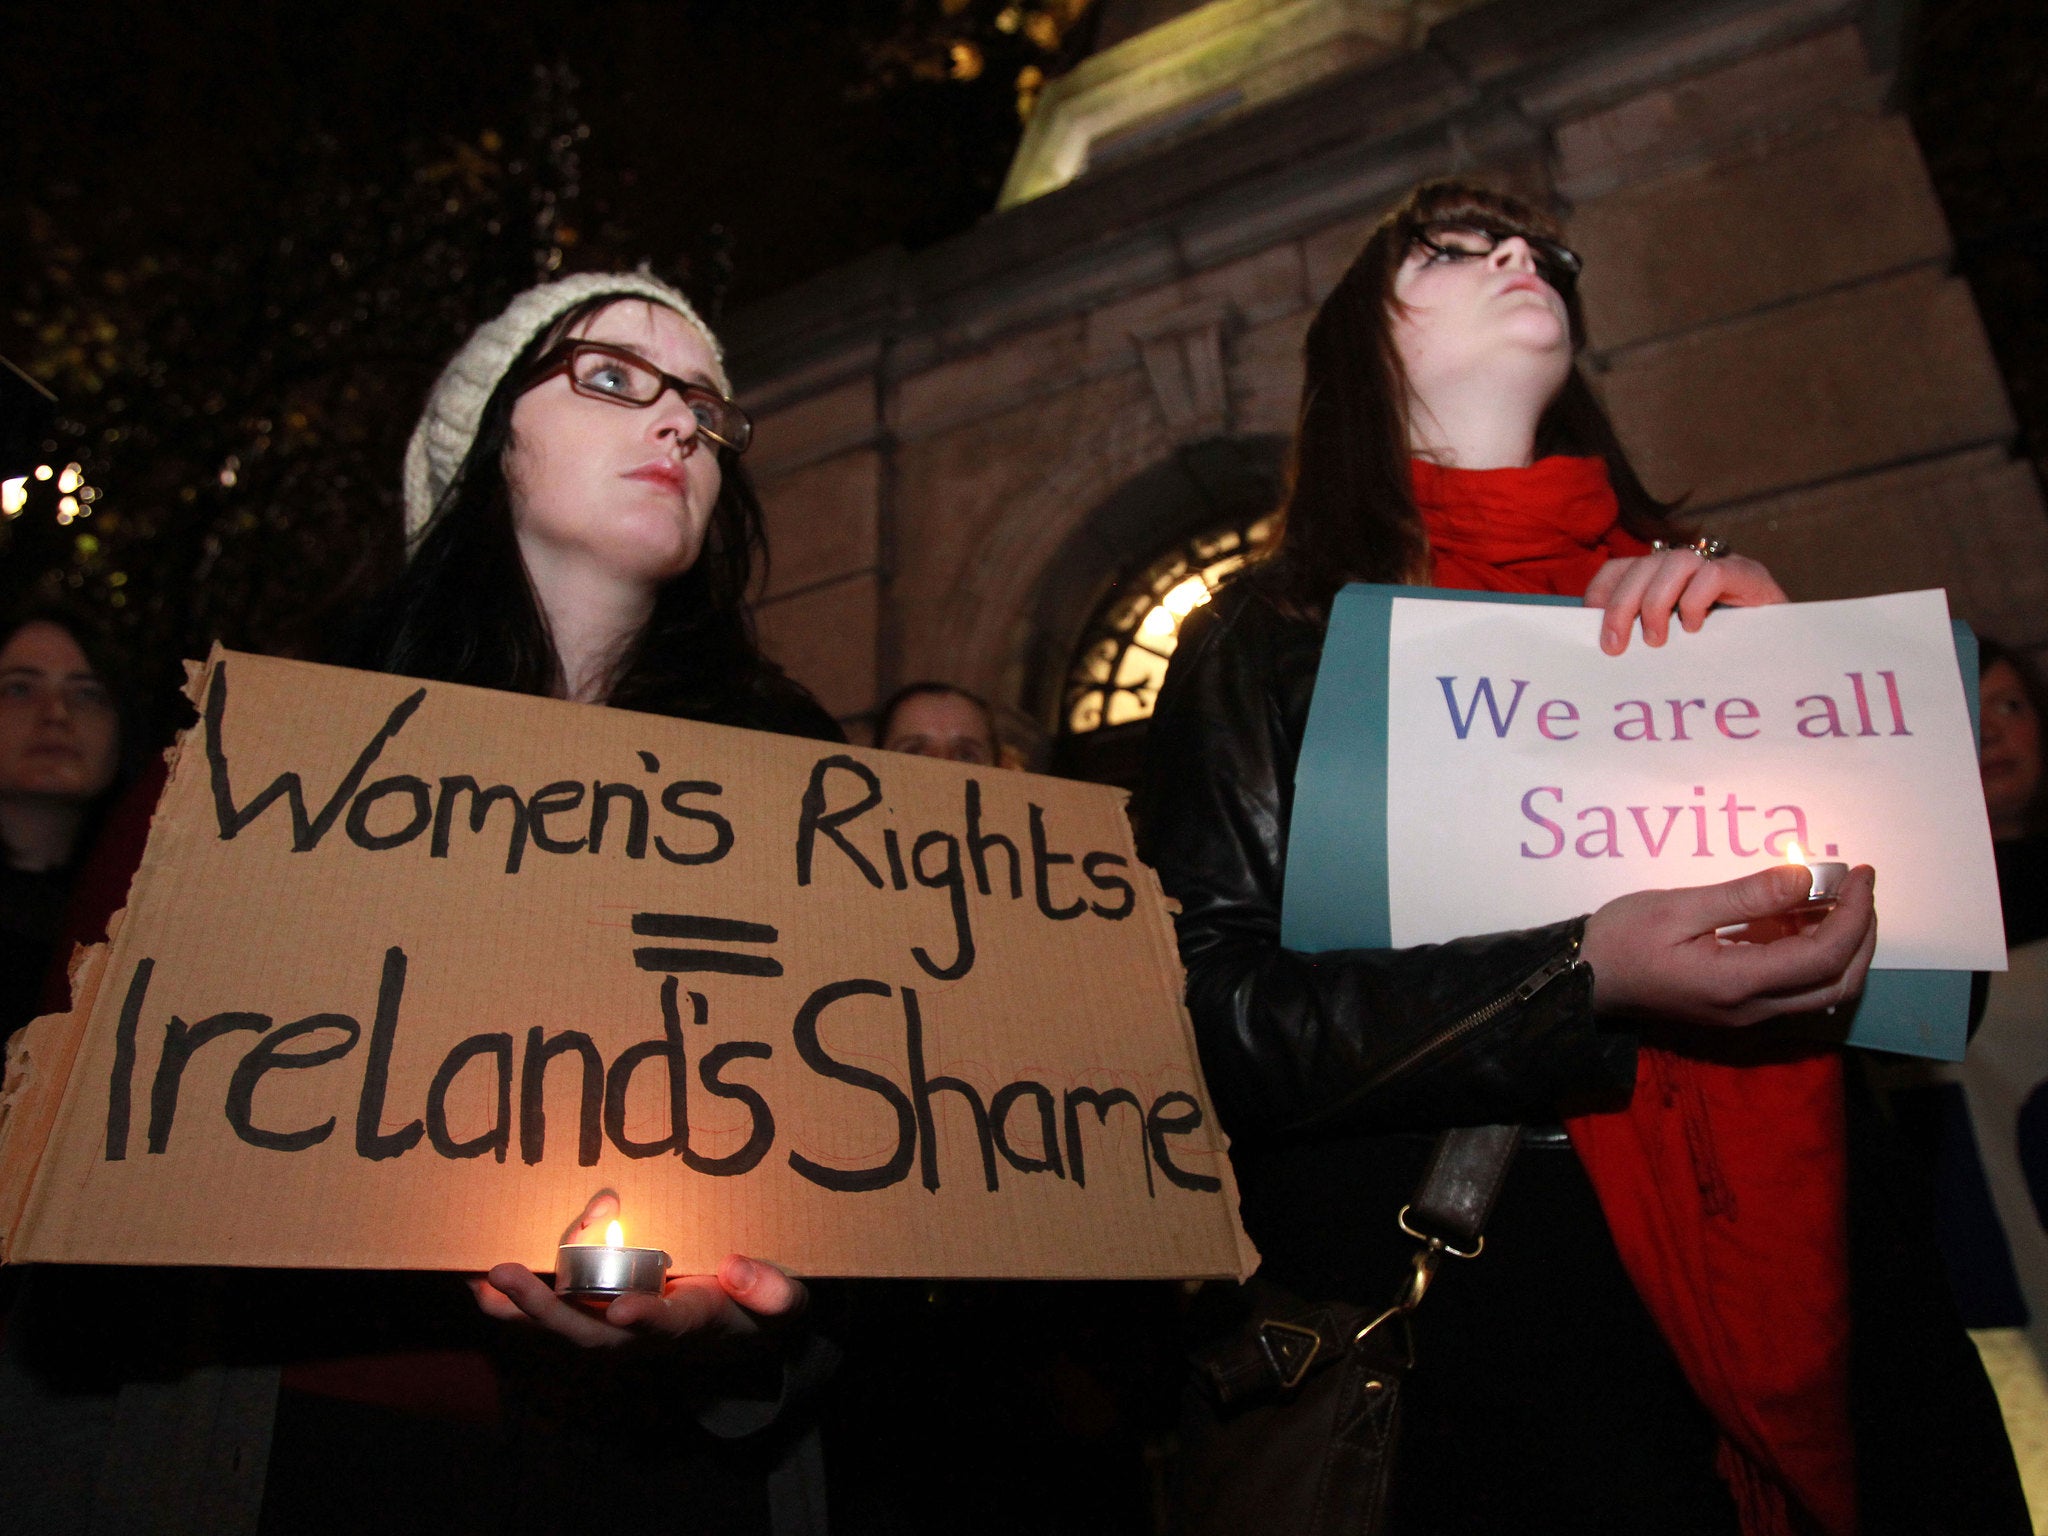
[523, 340, 753, 454]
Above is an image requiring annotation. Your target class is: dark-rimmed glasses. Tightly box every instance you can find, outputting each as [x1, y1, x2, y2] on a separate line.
[1410, 220, 1582, 298]
[524, 341, 753, 454]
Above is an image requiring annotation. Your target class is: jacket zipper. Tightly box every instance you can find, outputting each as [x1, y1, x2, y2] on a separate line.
[1357, 944, 1584, 1098]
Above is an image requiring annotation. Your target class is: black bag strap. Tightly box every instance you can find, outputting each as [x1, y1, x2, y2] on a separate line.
[1402, 1122, 1521, 1254]
[1197, 1123, 1521, 1405]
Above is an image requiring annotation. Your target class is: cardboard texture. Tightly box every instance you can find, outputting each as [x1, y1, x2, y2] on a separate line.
[0, 650, 1256, 1280]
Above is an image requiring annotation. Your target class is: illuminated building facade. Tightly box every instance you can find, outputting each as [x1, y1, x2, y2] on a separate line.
[727, 0, 2048, 780]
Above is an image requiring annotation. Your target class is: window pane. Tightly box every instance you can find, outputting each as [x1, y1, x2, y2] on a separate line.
[1061, 514, 1277, 735]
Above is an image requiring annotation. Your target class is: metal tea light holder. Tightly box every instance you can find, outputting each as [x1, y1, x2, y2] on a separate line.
[1791, 853, 1849, 914]
[556, 1224, 671, 1300]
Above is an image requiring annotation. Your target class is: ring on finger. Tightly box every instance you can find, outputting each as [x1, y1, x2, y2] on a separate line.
[1649, 536, 1730, 561]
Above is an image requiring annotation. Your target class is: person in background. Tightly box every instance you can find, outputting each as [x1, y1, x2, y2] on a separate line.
[0, 609, 128, 1050]
[0, 608, 131, 1357]
[1983, 639, 2048, 904]
[1891, 638, 2048, 1509]
[845, 676, 1179, 1536]
[876, 681, 1000, 765]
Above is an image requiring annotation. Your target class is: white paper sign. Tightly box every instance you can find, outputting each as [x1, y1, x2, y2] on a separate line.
[1384, 590, 2004, 970]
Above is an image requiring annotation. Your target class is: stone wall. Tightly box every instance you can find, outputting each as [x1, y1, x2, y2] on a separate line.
[726, 0, 2048, 746]
[1562, 27, 2048, 646]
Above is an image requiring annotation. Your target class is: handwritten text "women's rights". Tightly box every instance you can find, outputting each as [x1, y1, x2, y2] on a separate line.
[199, 661, 1135, 984]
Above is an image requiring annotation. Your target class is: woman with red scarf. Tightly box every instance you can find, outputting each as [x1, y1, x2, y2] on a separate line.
[1142, 181, 2025, 1534]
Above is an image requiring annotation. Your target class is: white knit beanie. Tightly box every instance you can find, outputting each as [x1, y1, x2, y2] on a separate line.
[401, 270, 729, 540]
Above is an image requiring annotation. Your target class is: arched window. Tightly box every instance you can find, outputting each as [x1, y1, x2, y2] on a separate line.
[1061, 511, 1277, 736]
[1027, 437, 1286, 788]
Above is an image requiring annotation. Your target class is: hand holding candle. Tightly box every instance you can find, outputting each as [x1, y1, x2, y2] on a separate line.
[473, 1190, 807, 1348]
[1705, 844, 1853, 946]
[1581, 860, 1877, 1028]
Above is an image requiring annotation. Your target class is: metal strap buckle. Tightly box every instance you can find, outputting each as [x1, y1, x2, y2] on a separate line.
[1353, 1207, 1488, 1350]
[1397, 1204, 1484, 1260]
[1255, 1319, 1323, 1391]
[1351, 1301, 1417, 1369]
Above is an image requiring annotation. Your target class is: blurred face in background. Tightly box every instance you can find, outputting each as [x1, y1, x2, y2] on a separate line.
[0, 621, 120, 808]
[882, 691, 997, 766]
[1980, 657, 2042, 841]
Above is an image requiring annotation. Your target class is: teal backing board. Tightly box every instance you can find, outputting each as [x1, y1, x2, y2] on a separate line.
[1280, 585, 1981, 1061]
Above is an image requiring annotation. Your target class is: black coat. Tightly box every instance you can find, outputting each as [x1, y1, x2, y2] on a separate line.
[1138, 576, 2027, 1536]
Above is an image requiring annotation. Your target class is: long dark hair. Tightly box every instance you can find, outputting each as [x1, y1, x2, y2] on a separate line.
[1258, 180, 1679, 615]
[344, 295, 803, 726]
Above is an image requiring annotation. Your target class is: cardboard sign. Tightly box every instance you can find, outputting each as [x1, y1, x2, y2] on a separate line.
[0, 650, 1256, 1280]
[1284, 588, 2003, 1060]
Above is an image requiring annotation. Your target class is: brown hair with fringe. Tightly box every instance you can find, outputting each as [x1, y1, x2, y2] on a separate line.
[1256, 179, 1680, 616]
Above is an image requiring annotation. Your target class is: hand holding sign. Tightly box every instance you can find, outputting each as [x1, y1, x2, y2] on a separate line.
[476, 1189, 807, 1347]
[1581, 862, 1878, 1027]
[1584, 548, 1787, 654]
[1286, 587, 1999, 1059]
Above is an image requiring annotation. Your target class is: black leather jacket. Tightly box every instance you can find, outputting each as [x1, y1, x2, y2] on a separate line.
[1138, 577, 1635, 1145]
[1138, 576, 2033, 1532]
[1137, 575, 1654, 1312]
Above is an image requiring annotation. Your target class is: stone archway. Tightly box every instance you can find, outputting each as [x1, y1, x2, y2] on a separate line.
[1022, 433, 1288, 785]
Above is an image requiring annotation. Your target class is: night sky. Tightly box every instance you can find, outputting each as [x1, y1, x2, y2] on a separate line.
[0, 1, 1099, 692]
[2, 0, 1079, 319]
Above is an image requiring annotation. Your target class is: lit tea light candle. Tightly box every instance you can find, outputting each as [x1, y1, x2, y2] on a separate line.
[555, 1217, 670, 1300]
[1787, 842, 1849, 910]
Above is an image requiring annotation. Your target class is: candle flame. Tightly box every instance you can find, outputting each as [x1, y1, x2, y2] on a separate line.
[605, 1220, 624, 1249]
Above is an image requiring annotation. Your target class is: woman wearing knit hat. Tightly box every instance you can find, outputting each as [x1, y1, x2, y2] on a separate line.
[347, 271, 838, 1353]
[12, 273, 841, 1534]
[373, 268, 832, 734]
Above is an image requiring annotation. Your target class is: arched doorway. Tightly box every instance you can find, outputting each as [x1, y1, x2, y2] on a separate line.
[1025, 434, 1287, 787]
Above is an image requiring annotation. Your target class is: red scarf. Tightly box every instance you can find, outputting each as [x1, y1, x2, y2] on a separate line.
[1415, 458, 1857, 1536]
[1415, 455, 1645, 595]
